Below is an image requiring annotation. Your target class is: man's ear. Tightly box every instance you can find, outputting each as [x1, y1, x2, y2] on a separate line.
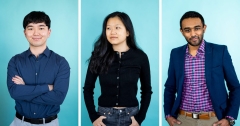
[203, 25, 207, 33]
[47, 29, 51, 37]
[23, 29, 26, 36]
[180, 28, 184, 35]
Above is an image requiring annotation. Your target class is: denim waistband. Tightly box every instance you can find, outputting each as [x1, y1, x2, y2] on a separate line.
[98, 106, 139, 116]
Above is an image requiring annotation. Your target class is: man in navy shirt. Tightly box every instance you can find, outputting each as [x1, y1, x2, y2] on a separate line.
[7, 11, 70, 126]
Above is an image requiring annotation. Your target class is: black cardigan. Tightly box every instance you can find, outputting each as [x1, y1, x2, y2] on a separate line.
[83, 48, 152, 125]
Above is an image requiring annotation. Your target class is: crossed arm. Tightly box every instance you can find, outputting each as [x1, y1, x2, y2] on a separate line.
[12, 75, 53, 91]
[7, 57, 70, 106]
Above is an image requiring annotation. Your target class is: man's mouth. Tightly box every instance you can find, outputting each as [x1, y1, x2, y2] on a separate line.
[32, 38, 41, 41]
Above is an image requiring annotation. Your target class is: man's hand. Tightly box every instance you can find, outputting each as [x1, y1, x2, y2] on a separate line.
[12, 75, 25, 85]
[213, 119, 230, 126]
[48, 85, 53, 91]
[166, 116, 181, 126]
[93, 116, 106, 126]
[130, 116, 139, 126]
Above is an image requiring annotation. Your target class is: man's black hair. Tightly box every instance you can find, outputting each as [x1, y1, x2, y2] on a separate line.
[23, 11, 51, 29]
[180, 11, 205, 29]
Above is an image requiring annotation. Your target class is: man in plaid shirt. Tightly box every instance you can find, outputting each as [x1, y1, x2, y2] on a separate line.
[164, 11, 240, 126]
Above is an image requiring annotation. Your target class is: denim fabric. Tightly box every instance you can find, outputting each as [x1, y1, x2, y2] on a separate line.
[98, 106, 139, 126]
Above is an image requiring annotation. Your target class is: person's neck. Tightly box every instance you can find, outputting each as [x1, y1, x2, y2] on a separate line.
[30, 46, 46, 58]
[188, 44, 199, 57]
[112, 43, 129, 53]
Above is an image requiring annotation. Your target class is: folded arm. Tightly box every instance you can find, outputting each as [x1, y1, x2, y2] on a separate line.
[30, 58, 70, 105]
[7, 57, 49, 101]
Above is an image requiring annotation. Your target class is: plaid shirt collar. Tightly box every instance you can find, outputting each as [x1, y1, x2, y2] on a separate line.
[186, 40, 205, 58]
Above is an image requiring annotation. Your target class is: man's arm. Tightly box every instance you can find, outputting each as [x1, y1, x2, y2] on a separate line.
[222, 46, 240, 119]
[7, 56, 49, 101]
[164, 49, 182, 126]
[30, 58, 70, 105]
[164, 50, 177, 116]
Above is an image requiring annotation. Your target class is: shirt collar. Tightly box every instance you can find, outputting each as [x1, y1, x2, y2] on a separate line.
[186, 40, 205, 58]
[27, 47, 50, 57]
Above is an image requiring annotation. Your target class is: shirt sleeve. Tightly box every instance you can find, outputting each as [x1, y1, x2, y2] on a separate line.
[7, 56, 49, 101]
[134, 53, 153, 125]
[30, 58, 70, 105]
[83, 65, 100, 123]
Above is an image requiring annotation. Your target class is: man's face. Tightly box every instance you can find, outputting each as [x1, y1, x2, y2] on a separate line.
[180, 18, 206, 47]
[24, 22, 51, 48]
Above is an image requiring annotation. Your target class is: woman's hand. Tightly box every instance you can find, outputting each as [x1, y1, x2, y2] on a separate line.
[93, 116, 106, 126]
[130, 116, 139, 126]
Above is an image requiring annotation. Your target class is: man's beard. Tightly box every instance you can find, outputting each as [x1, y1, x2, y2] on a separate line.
[186, 35, 203, 46]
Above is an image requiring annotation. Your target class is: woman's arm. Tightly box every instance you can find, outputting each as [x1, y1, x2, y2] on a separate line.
[134, 53, 153, 125]
[83, 66, 100, 123]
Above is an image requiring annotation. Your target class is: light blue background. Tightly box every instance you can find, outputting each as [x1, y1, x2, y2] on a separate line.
[81, 0, 159, 125]
[0, 1, 78, 125]
[162, 1, 240, 125]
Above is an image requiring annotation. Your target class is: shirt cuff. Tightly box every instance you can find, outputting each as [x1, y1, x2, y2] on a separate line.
[225, 116, 235, 120]
[165, 114, 171, 120]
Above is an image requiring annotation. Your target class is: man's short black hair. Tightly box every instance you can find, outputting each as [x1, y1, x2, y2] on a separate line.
[23, 11, 51, 29]
[180, 11, 205, 29]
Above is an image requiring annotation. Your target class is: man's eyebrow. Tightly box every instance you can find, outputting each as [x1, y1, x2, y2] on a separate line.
[194, 25, 201, 28]
[183, 25, 202, 30]
[26, 25, 33, 28]
[39, 25, 47, 27]
[183, 27, 190, 30]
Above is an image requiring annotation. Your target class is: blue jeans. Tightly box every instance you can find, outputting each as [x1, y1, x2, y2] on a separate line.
[98, 106, 139, 126]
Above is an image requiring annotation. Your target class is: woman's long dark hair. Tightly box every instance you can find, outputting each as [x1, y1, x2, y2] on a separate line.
[89, 11, 139, 74]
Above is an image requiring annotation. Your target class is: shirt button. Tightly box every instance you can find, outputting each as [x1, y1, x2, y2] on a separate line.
[116, 52, 119, 54]
[122, 53, 124, 55]
[117, 86, 119, 88]
[119, 61, 121, 63]
[34, 113, 36, 115]
[116, 95, 118, 97]
[117, 77, 119, 79]
[116, 103, 118, 105]
[36, 73, 37, 75]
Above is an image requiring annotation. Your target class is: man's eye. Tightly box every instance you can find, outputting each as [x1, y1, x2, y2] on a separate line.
[184, 29, 190, 33]
[195, 28, 200, 31]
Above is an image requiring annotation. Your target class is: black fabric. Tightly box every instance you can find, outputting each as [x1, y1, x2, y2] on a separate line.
[83, 48, 152, 124]
[16, 112, 57, 124]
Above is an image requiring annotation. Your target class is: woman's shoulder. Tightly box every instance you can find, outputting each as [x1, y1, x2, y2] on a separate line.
[131, 48, 148, 57]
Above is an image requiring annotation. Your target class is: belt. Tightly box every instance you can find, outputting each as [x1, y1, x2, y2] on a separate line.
[16, 112, 57, 124]
[179, 110, 216, 120]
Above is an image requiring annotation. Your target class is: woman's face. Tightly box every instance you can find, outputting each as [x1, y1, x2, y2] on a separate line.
[106, 16, 129, 47]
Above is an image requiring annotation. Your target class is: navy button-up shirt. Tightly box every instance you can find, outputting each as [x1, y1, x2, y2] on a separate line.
[7, 47, 70, 118]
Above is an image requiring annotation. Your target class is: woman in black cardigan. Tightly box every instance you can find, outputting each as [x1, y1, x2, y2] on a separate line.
[83, 11, 152, 126]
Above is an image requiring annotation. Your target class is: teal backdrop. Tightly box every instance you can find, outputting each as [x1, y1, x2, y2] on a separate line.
[0, 1, 78, 125]
[162, 0, 240, 125]
[81, 0, 159, 125]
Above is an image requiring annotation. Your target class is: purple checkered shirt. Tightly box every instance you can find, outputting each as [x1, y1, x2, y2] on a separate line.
[180, 41, 214, 112]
